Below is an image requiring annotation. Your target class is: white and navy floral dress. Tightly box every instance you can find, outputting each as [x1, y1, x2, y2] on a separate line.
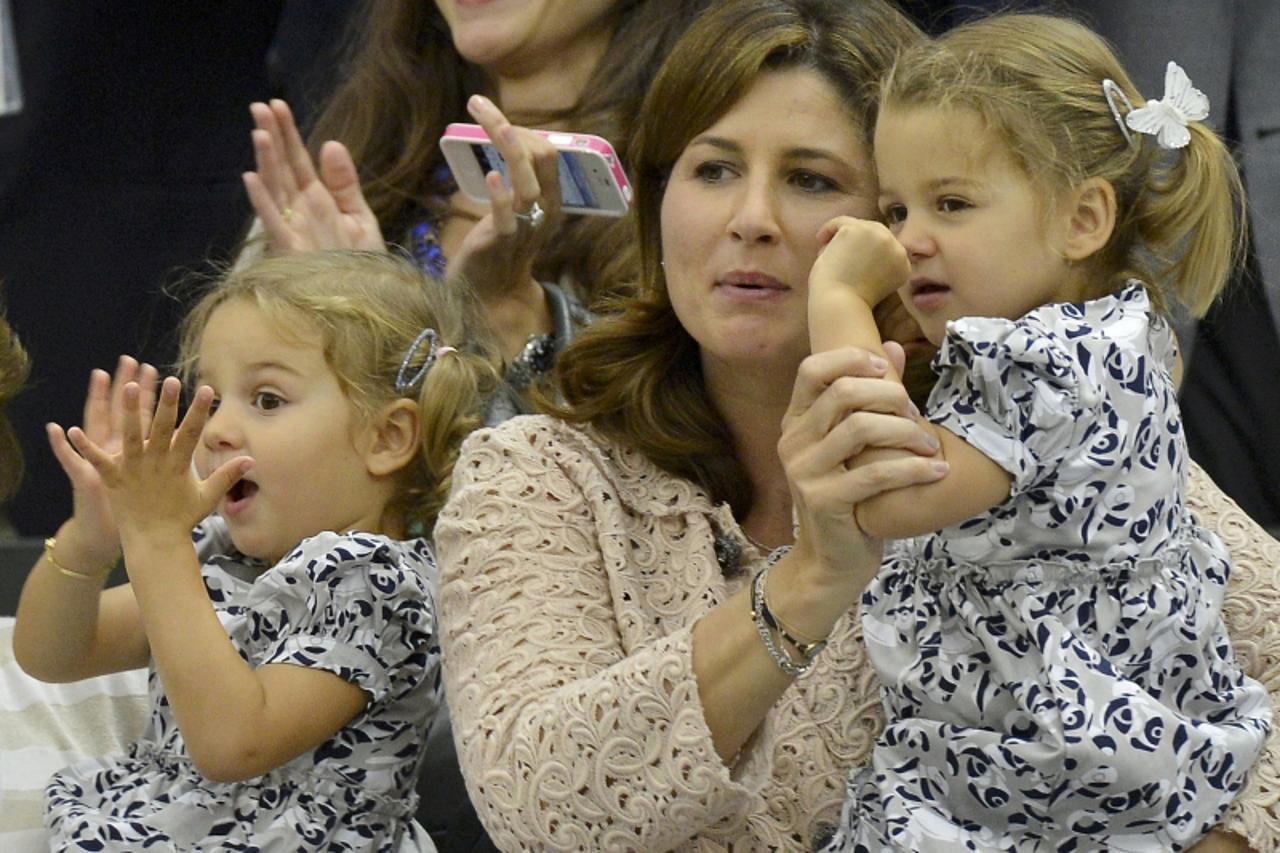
[45, 517, 441, 852]
[825, 284, 1272, 852]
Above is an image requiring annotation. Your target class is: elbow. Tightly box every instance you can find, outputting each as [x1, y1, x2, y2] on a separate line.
[12, 636, 76, 684]
[188, 738, 270, 784]
[14, 654, 64, 684]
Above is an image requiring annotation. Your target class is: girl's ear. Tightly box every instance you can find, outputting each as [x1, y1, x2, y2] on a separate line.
[1060, 177, 1116, 262]
[365, 398, 421, 477]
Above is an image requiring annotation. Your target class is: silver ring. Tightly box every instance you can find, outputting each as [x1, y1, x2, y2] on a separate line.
[513, 200, 546, 230]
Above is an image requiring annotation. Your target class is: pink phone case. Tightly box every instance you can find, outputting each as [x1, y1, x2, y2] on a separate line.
[441, 122, 633, 214]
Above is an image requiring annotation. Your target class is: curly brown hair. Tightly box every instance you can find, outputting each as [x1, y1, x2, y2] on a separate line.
[549, 0, 924, 517]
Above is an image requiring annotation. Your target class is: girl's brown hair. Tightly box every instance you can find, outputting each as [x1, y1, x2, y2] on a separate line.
[307, 0, 714, 298]
[179, 251, 499, 532]
[880, 13, 1246, 317]
[549, 0, 924, 516]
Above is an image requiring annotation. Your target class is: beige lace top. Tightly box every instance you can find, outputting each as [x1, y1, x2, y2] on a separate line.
[435, 415, 1280, 852]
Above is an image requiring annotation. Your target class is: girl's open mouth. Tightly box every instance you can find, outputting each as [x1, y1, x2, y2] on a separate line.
[224, 479, 260, 516]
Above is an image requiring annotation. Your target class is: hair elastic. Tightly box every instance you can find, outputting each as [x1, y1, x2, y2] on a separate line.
[1101, 78, 1136, 148]
[395, 327, 454, 393]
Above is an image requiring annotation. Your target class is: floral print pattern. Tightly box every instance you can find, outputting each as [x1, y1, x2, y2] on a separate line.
[824, 284, 1272, 852]
[45, 517, 441, 852]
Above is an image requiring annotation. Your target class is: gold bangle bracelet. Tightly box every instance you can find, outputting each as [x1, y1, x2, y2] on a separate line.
[43, 537, 116, 582]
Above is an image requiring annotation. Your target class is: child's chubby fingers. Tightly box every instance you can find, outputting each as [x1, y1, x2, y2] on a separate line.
[46, 422, 95, 482]
[816, 215, 860, 246]
[139, 377, 183, 458]
[202, 457, 254, 507]
[134, 364, 160, 437]
[65, 425, 116, 476]
[170, 385, 215, 461]
[105, 355, 141, 429]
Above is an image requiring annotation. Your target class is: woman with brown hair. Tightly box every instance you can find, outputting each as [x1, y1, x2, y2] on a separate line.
[242, 0, 712, 405]
[435, 2, 942, 848]
[434, 1, 1280, 850]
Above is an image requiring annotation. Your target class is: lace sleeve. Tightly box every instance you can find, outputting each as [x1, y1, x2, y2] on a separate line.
[434, 423, 758, 851]
[1190, 462, 1280, 848]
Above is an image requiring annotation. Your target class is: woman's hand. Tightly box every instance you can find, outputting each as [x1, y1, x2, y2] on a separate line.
[46, 356, 158, 565]
[67, 377, 251, 546]
[242, 99, 385, 255]
[447, 96, 563, 323]
[778, 346, 945, 606]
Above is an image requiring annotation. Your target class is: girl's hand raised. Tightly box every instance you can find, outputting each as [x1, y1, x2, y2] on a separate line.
[46, 356, 158, 566]
[811, 216, 910, 308]
[67, 377, 252, 545]
[243, 99, 385, 255]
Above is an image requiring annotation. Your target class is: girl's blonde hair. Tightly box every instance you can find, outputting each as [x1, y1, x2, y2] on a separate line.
[178, 251, 499, 533]
[549, 0, 923, 517]
[880, 13, 1246, 317]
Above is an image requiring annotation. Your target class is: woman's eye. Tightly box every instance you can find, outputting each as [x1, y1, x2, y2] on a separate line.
[791, 170, 837, 193]
[253, 392, 283, 411]
[692, 161, 732, 183]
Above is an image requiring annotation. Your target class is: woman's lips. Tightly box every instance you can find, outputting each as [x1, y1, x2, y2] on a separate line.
[715, 270, 790, 302]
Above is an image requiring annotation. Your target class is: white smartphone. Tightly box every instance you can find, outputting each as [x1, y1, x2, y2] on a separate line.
[440, 122, 633, 218]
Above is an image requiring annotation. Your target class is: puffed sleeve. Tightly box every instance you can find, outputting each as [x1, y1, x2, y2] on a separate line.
[928, 312, 1102, 497]
[245, 533, 438, 706]
[1191, 462, 1280, 848]
[435, 423, 760, 851]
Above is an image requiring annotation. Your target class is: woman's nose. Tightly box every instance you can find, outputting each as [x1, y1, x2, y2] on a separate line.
[727, 177, 781, 245]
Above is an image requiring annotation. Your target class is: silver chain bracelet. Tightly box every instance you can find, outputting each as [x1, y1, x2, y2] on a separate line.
[750, 566, 826, 678]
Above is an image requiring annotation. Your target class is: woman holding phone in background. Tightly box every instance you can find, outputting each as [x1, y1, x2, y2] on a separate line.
[242, 0, 712, 406]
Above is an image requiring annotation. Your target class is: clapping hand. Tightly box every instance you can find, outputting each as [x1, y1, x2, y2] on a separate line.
[66, 377, 252, 545]
[46, 357, 158, 564]
[243, 99, 385, 255]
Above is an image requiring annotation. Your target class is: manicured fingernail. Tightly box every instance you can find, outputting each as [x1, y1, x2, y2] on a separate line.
[469, 95, 490, 112]
[931, 460, 949, 475]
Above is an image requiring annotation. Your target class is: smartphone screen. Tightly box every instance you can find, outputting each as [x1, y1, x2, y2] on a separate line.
[472, 143, 598, 210]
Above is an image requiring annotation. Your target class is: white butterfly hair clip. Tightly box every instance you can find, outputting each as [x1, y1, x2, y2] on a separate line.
[1102, 61, 1210, 150]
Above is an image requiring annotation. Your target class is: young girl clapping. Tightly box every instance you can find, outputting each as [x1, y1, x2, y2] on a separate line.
[14, 251, 496, 851]
[806, 13, 1271, 851]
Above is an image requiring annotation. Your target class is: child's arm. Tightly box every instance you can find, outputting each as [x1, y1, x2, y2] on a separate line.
[13, 358, 156, 681]
[70, 377, 368, 782]
[808, 218, 1012, 539]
